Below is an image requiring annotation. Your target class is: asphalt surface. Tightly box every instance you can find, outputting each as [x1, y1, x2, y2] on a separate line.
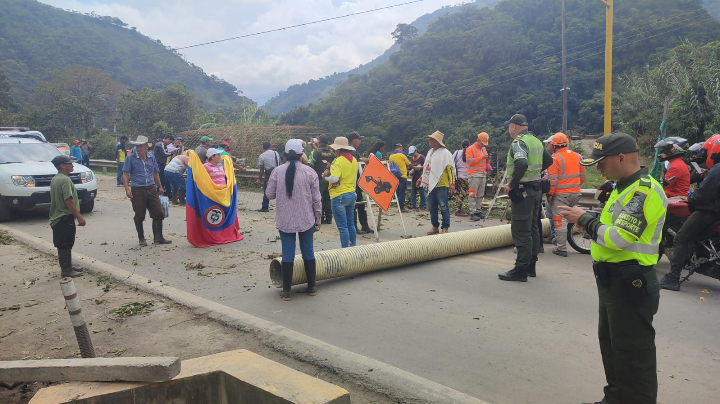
[4, 175, 719, 404]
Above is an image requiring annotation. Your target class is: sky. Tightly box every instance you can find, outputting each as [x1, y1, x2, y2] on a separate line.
[39, 0, 458, 103]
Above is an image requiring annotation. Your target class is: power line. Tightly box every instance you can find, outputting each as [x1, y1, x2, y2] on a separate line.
[140, 0, 432, 58]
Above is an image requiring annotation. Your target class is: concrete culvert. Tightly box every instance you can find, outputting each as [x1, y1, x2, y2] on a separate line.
[269, 220, 550, 287]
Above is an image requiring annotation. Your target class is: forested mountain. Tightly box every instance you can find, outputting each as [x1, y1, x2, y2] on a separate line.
[0, 0, 253, 109]
[264, 1, 500, 115]
[279, 0, 720, 159]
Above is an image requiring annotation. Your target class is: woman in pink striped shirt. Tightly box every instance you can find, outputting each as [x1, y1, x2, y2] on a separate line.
[203, 148, 226, 186]
[266, 139, 322, 301]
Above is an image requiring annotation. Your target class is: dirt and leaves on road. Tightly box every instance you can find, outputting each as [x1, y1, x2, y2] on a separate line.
[0, 239, 395, 404]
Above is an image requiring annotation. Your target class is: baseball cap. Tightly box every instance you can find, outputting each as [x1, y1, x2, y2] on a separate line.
[51, 155, 73, 168]
[504, 114, 528, 126]
[175, 136, 183, 141]
[206, 148, 221, 159]
[543, 136, 554, 144]
[408, 146, 417, 154]
[285, 139, 304, 154]
[200, 135, 213, 143]
[347, 131, 364, 142]
[580, 132, 639, 166]
[73, 140, 79, 144]
[394, 143, 403, 148]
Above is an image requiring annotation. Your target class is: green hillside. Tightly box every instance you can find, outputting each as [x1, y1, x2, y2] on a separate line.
[265, 1, 500, 115]
[278, 0, 720, 159]
[0, 0, 253, 108]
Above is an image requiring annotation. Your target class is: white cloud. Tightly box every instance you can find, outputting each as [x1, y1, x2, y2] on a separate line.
[38, 0, 457, 103]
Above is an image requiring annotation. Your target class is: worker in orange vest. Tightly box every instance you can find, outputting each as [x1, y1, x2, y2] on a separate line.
[465, 132, 490, 221]
[547, 133, 585, 257]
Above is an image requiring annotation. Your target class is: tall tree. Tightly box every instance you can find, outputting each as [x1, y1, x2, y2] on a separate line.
[117, 83, 198, 136]
[0, 64, 19, 122]
[391, 24, 419, 45]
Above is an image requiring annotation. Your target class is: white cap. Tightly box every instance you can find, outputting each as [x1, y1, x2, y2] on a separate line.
[206, 148, 221, 158]
[408, 145, 417, 154]
[285, 139, 304, 154]
[543, 136, 554, 144]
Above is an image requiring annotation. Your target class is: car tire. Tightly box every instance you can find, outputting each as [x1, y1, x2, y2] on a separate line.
[0, 198, 10, 222]
[79, 199, 94, 213]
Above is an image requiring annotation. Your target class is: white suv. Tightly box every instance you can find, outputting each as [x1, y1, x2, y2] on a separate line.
[0, 137, 98, 222]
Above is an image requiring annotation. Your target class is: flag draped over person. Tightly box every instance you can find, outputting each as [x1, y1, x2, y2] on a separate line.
[186, 151, 242, 247]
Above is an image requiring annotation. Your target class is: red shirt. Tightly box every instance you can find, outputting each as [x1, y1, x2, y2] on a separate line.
[664, 157, 690, 197]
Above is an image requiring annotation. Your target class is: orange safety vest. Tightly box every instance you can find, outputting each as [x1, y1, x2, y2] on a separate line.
[465, 143, 488, 175]
[548, 148, 585, 195]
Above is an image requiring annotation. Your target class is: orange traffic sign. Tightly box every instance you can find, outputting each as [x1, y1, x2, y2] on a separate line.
[358, 154, 399, 212]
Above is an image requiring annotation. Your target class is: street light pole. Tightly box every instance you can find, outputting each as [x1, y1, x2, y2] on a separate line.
[597, 0, 613, 135]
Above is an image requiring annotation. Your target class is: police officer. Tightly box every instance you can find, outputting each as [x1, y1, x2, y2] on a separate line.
[560, 132, 667, 404]
[498, 114, 552, 281]
[307, 134, 335, 224]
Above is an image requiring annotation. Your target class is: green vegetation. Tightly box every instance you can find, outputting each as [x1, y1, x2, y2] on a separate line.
[278, 0, 720, 162]
[0, 0, 252, 109]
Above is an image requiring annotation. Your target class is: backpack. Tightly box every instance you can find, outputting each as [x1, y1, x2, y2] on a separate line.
[389, 161, 402, 178]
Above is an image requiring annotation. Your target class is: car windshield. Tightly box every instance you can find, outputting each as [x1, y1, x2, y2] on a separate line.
[0, 143, 62, 164]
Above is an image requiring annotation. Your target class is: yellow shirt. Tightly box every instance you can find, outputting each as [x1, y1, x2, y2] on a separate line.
[329, 155, 358, 198]
[436, 165, 455, 188]
[388, 152, 411, 178]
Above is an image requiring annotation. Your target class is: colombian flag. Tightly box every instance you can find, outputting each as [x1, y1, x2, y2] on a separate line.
[186, 152, 243, 247]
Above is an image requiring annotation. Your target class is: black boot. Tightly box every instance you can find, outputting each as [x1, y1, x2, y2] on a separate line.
[323, 212, 332, 225]
[58, 248, 82, 278]
[179, 189, 186, 205]
[659, 271, 681, 291]
[281, 262, 293, 301]
[357, 207, 372, 233]
[171, 190, 180, 205]
[498, 266, 528, 282]
[152, 219, 172, 244]
[135, 221, 147, 247]
[304, 259, 317, 296]
[527, 261, 536, 277]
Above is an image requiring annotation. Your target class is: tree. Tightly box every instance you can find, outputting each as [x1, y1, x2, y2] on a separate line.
[117, 83, 198, 136]
[391, 24, 418, 45]
[0, 65, 19, 123]
[23, 65, 124, 139]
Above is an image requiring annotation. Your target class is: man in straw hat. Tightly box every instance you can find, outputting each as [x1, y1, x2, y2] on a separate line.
[122, 135, 172, 247]
[559, 132, 667, 404]
[417, 131, 455, 234]
[498, 114, 552, 282]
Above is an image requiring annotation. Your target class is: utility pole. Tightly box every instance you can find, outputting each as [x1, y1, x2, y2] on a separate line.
[561, 0, 568, 133]
[597, 0, 613, 135]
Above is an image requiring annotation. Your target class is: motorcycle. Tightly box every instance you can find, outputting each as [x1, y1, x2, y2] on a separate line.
[567, 181, 613, 254]
[661, 197, 720, 285]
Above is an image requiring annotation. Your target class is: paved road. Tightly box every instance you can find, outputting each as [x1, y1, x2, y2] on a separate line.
[5, 175, 720, 404]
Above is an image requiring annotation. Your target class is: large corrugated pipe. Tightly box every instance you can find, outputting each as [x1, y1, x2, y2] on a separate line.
[270, 220, 550, 287]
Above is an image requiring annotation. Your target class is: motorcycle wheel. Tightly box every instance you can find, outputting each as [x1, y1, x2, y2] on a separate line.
[567, 223, 592, 255]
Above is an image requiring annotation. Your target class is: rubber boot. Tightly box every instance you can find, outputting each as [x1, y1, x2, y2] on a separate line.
[527, 261, 536, 277]
[304, 259, 317, 296]
[659, 271, 681, 291]
[135, 221, 147, 247]
[179, 189, 186, 205]
[324, 211, 332, 225]
[152, 219, 172, 244]
[498, 266, 528, 282]
[58, 248, 82, 278]
[357, 208, 371, 234]
[280, 262, 293, 301]
[171, 190, 180, 205]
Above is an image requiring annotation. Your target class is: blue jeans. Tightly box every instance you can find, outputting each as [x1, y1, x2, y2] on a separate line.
[279, 227, 315, 263]
[410, 181, 426, 209]
[82, 155, 90, 167]
[165, 171, 186, 191]
[396, 178, 407, 210]
[331, 192, 357, 248]
[428, 187, 450, 229]
[117, 163, 124, 185]
[261, 174, 270, 210]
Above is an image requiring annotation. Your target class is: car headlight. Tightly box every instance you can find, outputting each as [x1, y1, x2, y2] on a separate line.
[11, 175, 35, 187]
[80, 171, 94, 183]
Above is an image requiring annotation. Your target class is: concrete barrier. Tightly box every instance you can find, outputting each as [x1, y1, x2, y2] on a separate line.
[30, 350, 350, 404]
[0, 357, 180, 383]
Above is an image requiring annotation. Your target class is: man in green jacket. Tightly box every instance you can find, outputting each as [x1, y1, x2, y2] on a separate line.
[49, 155, 86, 278]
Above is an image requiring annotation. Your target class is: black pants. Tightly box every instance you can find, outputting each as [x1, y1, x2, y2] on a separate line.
[355, 188, 369, 228]
[670, 210, 718, 273]
[52, 215, 76, 249]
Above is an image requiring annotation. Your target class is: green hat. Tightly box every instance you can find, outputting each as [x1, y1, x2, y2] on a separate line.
[200, 135, 213, 143]
[581, 132, 639, 166]
[504, 114, 528, 126]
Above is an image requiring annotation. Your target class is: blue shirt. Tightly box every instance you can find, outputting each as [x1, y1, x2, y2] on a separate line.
[70, 146, 82, 161]
[123, 152, 160, 187]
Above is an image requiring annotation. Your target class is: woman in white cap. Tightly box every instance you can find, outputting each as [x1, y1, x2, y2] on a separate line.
[203, 148, 226, 186]
[323, 136, 359, 248]
[266, 139, 322, 301]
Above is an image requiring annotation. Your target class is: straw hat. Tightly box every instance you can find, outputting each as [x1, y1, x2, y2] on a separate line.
[328, 136, 356, 151]
[130, 135, 152, 146]
[426, 131, 446, 147]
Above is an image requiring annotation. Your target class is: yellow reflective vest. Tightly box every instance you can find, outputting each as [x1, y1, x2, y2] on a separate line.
[591, 172, 668, 266]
